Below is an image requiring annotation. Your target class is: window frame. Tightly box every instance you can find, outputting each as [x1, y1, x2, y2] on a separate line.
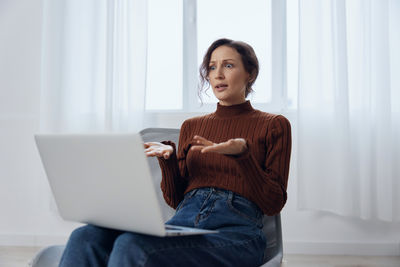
[144, 0, 289, 119]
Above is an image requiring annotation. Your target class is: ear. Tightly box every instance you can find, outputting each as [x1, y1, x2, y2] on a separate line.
[248, 72, 256, 84]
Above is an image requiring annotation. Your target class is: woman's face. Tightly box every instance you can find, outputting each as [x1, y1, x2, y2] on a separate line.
[208, 46, 249, 106]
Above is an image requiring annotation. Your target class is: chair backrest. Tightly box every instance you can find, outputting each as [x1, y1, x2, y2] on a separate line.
[140, 128, 283, 266]
[261, 214, 283, 265]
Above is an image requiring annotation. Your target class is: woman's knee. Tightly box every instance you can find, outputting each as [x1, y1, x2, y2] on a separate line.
[113, 233, 147, 254]
[68, 224, 121, 245]
[108, 233, 150, 266]
[61, 225, 121, 267]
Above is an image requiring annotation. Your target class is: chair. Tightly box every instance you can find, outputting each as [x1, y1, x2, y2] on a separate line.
[29, 128, 283, 267]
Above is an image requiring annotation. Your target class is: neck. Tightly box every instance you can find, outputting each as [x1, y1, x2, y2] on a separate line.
[219, 99, 247, 106]
[215, 100, 254, 118]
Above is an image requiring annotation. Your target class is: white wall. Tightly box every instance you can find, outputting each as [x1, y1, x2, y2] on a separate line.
[1, 0, 399, 255]
[0, 0, 81, 247]
[282, 116, 400, 255]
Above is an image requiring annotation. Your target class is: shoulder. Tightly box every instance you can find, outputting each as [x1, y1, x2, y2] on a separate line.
[178, 114, 211, 135]
[181, 113, 217, 128]
[258, 112, 291, 139]
[252, 109, 291, 126]
[249, 111, 291, 140]
[269, 113, 291, 129]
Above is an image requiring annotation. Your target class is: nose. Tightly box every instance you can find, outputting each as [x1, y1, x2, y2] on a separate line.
[215, 66, 224, 79]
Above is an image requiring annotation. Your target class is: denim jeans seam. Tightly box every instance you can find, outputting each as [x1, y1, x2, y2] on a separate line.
[194, 189, 215, 225]
[175, 197, 187, 212]
[141, 234, 263, 266]
[226, 198, 260, 225]
[198, 196, 219, 223]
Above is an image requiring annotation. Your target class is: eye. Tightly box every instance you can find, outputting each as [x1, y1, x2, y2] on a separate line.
[225, 63, 233, 68]
[209, 65, 216, 71]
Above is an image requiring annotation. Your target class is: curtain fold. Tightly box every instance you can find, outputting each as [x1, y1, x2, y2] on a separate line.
[297, 0, 400, 221]
[40, 0, 147, 215]
[40, 0, 147, 133]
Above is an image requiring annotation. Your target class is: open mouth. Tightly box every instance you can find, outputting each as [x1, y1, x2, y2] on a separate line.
[215, 84, 228, 90]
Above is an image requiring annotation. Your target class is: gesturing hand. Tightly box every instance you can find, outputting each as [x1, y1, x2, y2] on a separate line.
[144, 142, 174, 159]
[190, 135, 247, 155]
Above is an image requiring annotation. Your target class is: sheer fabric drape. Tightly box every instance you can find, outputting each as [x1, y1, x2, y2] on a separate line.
[40, 0, 147, 133]
[297, 0, 400, 221]
[40, 0, 147, 214]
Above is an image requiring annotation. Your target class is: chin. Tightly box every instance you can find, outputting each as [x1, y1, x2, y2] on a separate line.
[213, 90, 227, 98]
[214, 95, 228, 103]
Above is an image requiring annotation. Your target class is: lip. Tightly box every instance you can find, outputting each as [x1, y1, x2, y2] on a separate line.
[215, 83, 228, 91]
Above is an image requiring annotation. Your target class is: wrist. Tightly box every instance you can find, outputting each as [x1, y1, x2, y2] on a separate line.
[241, 142, 248, 153]
[237, 138, 247, 154]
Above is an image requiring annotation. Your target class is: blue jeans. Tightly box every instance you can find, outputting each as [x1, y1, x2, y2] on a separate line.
[59, 187, 266, 267]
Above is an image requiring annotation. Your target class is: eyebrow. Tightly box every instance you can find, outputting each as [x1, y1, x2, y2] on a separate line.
[209, 59, 236, 64]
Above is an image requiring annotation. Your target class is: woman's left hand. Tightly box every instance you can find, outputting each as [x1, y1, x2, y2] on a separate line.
[190, 135, 247, 155]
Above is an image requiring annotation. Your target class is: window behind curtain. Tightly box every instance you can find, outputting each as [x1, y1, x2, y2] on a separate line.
[145, 0, 295, 111]
[146, 0, 183, 110]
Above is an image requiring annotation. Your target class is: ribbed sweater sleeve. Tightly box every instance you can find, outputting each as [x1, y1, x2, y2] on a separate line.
[157, 121, 190, 208]
[227, 115, 292, 215]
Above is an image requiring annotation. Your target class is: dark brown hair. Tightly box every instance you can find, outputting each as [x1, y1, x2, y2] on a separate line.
[199, 38, 259, 99]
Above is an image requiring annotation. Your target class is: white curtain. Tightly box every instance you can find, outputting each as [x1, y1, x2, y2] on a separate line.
[40, 0, 147, 133]
[40, 0, 147, 215]
[297, 0, 400, 221]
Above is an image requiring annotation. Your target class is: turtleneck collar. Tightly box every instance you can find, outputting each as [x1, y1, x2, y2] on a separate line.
[215, 100, 254, 118]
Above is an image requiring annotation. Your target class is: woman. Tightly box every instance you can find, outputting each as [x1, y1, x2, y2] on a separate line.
[59, 38, 291, 267]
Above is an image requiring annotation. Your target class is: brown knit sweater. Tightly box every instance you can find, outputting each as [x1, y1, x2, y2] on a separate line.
[157, 100, 291, 216]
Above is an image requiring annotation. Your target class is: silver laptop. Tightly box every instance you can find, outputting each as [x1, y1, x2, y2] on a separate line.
[34, 133, 217, 236]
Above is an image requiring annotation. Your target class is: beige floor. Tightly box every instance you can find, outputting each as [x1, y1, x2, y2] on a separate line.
[1, 246, 399, 267]
[0, 246, 42, 267]
[281, 254, 400, 267]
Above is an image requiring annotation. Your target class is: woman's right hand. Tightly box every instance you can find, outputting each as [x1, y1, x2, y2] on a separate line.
[144, 142, 174, 159]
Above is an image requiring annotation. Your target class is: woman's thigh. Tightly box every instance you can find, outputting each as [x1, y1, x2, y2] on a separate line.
[108, 230, 265, 267]
[67, 224, 123, 245]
